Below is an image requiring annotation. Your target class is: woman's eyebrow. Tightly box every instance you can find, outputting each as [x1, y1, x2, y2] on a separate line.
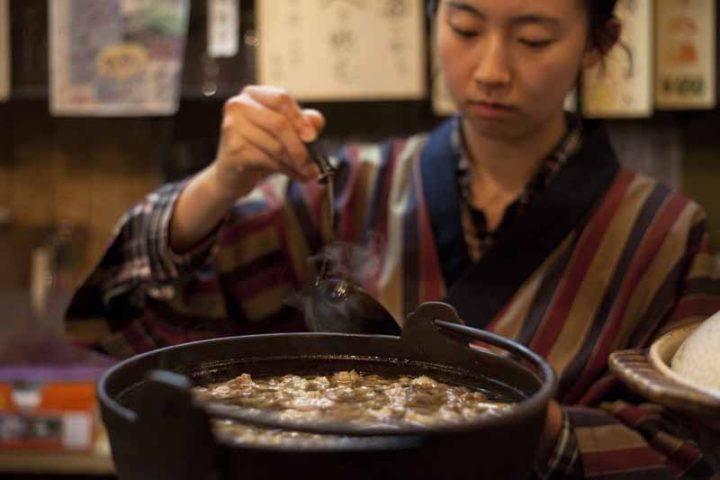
[510, 14, 561, 29]
[446, 1, 485, 18]
[445, 4, 560, 30]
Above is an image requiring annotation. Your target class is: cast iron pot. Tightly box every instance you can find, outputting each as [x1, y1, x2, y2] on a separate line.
[98, 302, 557, 480]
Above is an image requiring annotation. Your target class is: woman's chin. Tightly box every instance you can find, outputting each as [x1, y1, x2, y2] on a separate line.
[462, 114, 528, 142]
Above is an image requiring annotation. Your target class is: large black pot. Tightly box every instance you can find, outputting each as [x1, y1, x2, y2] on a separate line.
[98, 302, 556, 480]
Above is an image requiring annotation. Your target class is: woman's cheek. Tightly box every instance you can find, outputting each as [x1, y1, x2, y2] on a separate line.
[525, 60, 577, 106]
[440, 55, 473, 101]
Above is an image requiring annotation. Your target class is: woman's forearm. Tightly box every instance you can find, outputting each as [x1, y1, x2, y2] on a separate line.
[169, 163, 252, 253]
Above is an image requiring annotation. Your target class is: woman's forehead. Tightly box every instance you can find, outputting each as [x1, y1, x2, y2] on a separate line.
[440, 0, 585, 19]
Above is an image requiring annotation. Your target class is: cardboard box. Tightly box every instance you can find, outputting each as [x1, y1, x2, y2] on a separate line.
[0, 381, 97, 451]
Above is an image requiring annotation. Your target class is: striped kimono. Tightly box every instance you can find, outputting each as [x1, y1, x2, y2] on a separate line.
[67, 118, 720, 478]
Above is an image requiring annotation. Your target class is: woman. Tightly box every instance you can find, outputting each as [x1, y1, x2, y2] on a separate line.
[68, 0, 719, 477]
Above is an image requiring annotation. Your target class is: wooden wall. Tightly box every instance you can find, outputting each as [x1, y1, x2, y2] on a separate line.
[682, 110, 720, 243]
[0, 101, 163, 289]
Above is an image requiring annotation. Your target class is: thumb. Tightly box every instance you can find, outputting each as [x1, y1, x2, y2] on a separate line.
[301, 109, 326, 137]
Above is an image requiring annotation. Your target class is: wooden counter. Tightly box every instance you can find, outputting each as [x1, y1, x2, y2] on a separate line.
[0, 431, 114, 476]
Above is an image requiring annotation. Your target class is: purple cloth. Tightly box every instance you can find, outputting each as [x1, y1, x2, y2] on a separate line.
[0, 338, 117, 382]
[0, 363, 115, 382]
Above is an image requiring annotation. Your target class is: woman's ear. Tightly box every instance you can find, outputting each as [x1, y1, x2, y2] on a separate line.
[582, 17, 622, 69]
[582, 48, 603, 70]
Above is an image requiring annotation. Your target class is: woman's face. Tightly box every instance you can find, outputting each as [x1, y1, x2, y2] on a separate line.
[436, 0, 595, 140]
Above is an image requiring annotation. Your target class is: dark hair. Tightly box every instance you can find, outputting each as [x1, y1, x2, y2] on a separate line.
[586, 0, 619, 54]
[427, 0, 620, 55]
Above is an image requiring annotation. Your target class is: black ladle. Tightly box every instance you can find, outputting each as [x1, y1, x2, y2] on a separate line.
[303, 141, 401, 336]
[303, 277, 401, 335]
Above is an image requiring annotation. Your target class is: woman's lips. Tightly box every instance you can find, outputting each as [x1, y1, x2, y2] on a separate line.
[464, 101, 517, 119]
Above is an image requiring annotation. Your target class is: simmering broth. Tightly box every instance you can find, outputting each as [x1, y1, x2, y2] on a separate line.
[194, 370, 513, 445]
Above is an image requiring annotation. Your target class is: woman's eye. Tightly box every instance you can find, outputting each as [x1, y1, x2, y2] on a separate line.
[450, 25, 479, 38]
[519, 38, 554, 48]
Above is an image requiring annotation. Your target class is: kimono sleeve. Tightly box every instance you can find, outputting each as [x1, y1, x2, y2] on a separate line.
[64, 143, 383, 357]
[63, 179, 227, 355]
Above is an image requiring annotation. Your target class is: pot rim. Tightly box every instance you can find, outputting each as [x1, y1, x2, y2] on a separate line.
[98, 330, 557, 439]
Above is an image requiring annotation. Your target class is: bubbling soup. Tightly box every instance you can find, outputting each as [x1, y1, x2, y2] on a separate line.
[193, 370, 513, 446]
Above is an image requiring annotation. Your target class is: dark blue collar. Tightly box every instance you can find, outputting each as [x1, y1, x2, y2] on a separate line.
[419, 117, 470, 287]
[420, 117, 620, 327]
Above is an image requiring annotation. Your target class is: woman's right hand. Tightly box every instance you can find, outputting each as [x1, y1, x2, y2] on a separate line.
[169, 86, 325, 253]
[210, 85, 326, 200]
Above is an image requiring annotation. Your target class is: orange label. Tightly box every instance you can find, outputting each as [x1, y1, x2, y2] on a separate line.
[0, 382, 96, 413]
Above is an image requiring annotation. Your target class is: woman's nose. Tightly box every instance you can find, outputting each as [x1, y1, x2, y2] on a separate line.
[473, 35, 512, 92]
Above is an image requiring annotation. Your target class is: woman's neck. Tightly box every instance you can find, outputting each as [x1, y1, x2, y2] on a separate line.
[461, 112, 568, 195]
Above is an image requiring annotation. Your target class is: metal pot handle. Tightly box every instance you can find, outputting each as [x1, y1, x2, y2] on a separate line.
[401, 302, 555, 384]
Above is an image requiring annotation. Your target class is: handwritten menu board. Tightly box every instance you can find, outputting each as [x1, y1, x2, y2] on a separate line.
[582, 0, 654, 118]
[256, 0, 426, 101]
[0, 0, 8, 102]
[656, 0, 716, 109]
[50, 0, 190, 116]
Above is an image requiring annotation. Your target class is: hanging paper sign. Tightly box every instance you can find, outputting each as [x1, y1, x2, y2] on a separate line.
[256, 0, 426, 101]
[656, 0, 716, 109]
[50, 0, 190, 116]
[0, 0, 9, 102]
[582, 0, 653, 118]
[208, 0, 239, 58]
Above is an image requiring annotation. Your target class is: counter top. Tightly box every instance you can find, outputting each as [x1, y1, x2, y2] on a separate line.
[0, 431, 114, 475]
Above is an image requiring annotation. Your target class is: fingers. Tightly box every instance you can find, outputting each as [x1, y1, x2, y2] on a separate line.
[238, 97, 310, 172]
[243, 85, 323, 142]
[223, 93, 320, 180]
[218, 86, 328, 188]
[221, 132, 304, 182]
[301, 108, 326, 136]
[231, 115, 308, 180]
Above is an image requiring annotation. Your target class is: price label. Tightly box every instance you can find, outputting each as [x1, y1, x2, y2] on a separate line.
[656, 0, 716, 109]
